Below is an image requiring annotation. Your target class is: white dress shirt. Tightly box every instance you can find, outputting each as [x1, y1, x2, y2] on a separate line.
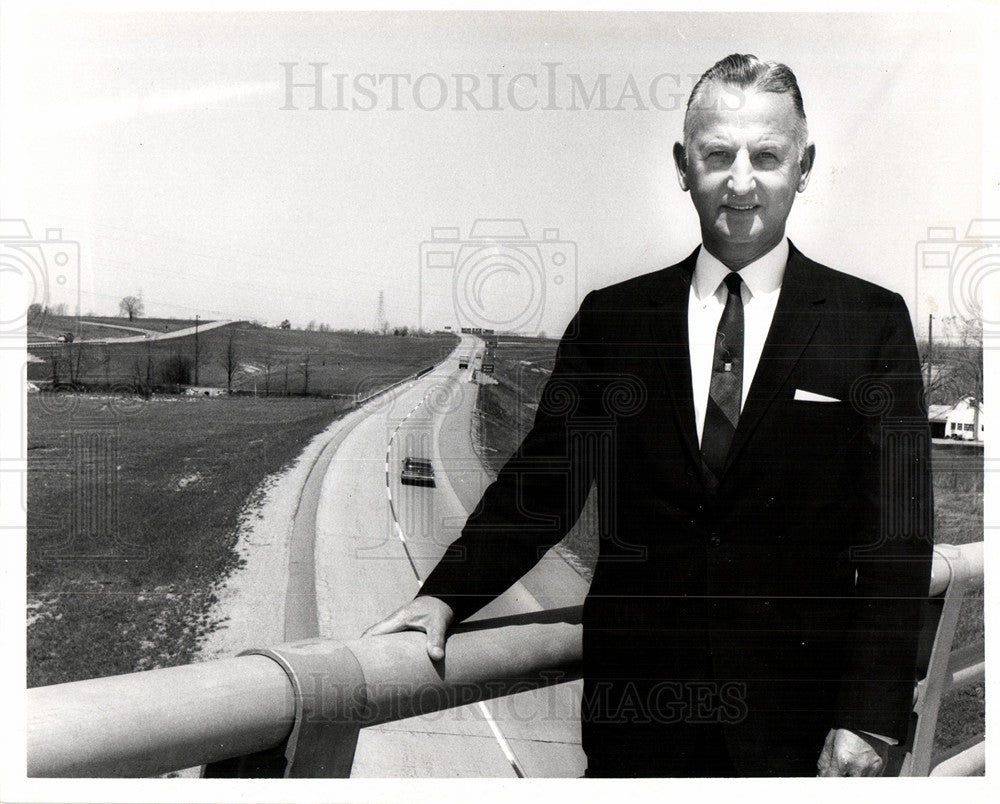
[689, 238, 787, 446]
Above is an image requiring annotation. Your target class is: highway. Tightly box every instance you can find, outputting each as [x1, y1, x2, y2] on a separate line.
[305, 333, 590, 777]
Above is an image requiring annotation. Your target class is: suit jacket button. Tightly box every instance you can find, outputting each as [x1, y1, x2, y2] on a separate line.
[709, 535, 721, 547]
[686, 466, 695, 477]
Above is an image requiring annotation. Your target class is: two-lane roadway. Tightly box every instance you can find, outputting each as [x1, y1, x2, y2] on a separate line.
[310, 333, 589, 777]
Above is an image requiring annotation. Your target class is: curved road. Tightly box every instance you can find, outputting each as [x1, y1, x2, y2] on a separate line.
[305, 334, 589, 777]
[29, 318, 234, 347]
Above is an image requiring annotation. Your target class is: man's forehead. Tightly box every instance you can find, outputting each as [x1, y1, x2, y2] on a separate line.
[687, 83, 800, 140]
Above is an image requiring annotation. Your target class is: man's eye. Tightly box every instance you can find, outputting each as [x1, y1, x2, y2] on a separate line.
[754, 152, 780, 166]
[706, 151, 731, 162]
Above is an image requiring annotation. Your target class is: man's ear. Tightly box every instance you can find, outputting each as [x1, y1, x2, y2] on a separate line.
[797, 143, 816, 192]
[673, 142, 689, 192]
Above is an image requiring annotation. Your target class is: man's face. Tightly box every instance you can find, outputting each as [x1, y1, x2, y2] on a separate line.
[673, 83, 815, 268]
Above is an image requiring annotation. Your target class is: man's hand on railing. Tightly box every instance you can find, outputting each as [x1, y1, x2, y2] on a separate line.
[361, 595, 455, 661]
[816, 728, 889, 777]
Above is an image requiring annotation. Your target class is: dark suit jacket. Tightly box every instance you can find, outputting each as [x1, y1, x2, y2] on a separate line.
[419, 242, 933, 776]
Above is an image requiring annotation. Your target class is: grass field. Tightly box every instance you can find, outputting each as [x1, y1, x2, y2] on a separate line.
[475, 336, 985, 762]
[26, 328, 458, 688]
[27, 395, 348, 687]
[27, 321, 457, 398]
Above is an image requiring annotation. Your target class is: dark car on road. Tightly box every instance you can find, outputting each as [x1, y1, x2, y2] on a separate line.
[401, 457, 435, 487]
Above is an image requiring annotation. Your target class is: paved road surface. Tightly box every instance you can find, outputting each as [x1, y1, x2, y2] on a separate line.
[29, 318, 234, 347]
[311, 333, 590, 777]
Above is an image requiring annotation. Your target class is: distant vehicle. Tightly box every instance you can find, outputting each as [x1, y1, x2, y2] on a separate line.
[401, 457, 435, 487]
[56, 332, 74, 343]
[458, 355, 469, 369]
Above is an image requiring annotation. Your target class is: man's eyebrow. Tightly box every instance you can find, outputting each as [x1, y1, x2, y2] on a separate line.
[697, 137, 733, 150]
[754, 131, 795, 147]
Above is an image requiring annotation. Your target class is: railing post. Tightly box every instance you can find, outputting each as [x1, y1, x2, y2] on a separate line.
[898, 542, 984, 776]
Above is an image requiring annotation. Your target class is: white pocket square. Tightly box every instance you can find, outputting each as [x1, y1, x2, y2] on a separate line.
[794, 388, 841, 403]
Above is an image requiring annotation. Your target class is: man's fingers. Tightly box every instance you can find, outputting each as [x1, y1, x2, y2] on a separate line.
[424, 621, 447, 662]
[361, 597, 454, 663]
[816, 729, 836, 776]
[360, 615, 404, 638]
[360, 607, 412, 637]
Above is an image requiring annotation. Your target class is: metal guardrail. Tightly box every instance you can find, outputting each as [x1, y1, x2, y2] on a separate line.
[26, 544, 982, 778]
[901, 541, 985, 776]
[27, 607, 582, 778]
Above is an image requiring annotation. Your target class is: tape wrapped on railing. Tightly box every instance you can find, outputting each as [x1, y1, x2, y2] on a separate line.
[203, 639, 368, 779]
[246, 640, 368, 778]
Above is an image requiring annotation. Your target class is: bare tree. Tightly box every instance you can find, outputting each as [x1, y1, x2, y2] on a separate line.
[224, 330, 238, 394]
[300, 353, 311, 396]
[119, 295, 144, 321]
[923, 316, 983, 408]
[94, 344, 113, 388]
[65, 341, 90, 386]
[48, 349, 62, 387]
[261, 351, 275, 397]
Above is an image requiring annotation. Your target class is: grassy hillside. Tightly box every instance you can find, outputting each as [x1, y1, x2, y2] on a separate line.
[27, 396, 345, 687]
[28, 322, 458, 397]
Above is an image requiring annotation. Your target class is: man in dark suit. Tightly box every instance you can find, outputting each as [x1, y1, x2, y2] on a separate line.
[364, 54, 933, 777]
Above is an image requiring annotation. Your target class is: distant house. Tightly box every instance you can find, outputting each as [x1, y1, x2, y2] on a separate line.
[185, 386, 227, 398]
[943, 396, 984, 442]
[927, 404, 951, 439]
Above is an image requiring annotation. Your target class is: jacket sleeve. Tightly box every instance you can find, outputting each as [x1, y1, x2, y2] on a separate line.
[417, 292, 601, 623]
[834, 292, 935, 741]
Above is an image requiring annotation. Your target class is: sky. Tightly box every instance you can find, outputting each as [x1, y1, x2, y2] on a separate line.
[0, 9, 987, 337]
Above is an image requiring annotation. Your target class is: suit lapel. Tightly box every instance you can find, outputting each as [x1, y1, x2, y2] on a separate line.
[722, 242, 826, 475]
[648, 248, 703, 477]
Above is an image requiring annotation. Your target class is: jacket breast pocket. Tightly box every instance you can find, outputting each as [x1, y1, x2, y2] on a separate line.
[776, 399, 857, 461]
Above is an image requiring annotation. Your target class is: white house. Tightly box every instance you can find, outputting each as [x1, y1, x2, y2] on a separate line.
[185, 386, 227, 397]
[944, 396, 984, 441]
[928, 404, 951, 439]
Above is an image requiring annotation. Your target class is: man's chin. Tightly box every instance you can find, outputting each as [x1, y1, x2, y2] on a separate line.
[711, 225, 765, 247]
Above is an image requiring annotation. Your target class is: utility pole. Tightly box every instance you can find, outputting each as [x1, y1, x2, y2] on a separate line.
[194, 315, 200, 385]
[926, 314, 934, 392]
[376, 290, 387, 335]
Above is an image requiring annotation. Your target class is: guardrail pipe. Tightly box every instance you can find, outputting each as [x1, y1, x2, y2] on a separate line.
[27, 655, 295, 778]
[28, 607, 583, 778]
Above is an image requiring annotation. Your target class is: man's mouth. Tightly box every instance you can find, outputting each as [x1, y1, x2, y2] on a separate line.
[724, 203, 758, 211]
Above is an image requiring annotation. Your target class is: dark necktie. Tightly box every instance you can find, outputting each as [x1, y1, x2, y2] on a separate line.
[701, 272, 744, 487]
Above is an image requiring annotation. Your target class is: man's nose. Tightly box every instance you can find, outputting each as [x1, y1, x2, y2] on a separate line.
[727, 151, 755, 196]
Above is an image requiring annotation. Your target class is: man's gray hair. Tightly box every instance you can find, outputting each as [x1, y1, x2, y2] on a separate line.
[683, 53, 809, 157]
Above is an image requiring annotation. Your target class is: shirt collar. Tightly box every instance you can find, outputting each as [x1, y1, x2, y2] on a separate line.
[691, 238, 789, 303]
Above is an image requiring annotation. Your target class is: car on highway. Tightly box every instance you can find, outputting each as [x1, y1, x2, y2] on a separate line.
[401, 457, 436, 487]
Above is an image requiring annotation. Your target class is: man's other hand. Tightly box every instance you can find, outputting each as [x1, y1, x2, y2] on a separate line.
[361, 595, 455, 661]
[816, 728, 890, 777]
